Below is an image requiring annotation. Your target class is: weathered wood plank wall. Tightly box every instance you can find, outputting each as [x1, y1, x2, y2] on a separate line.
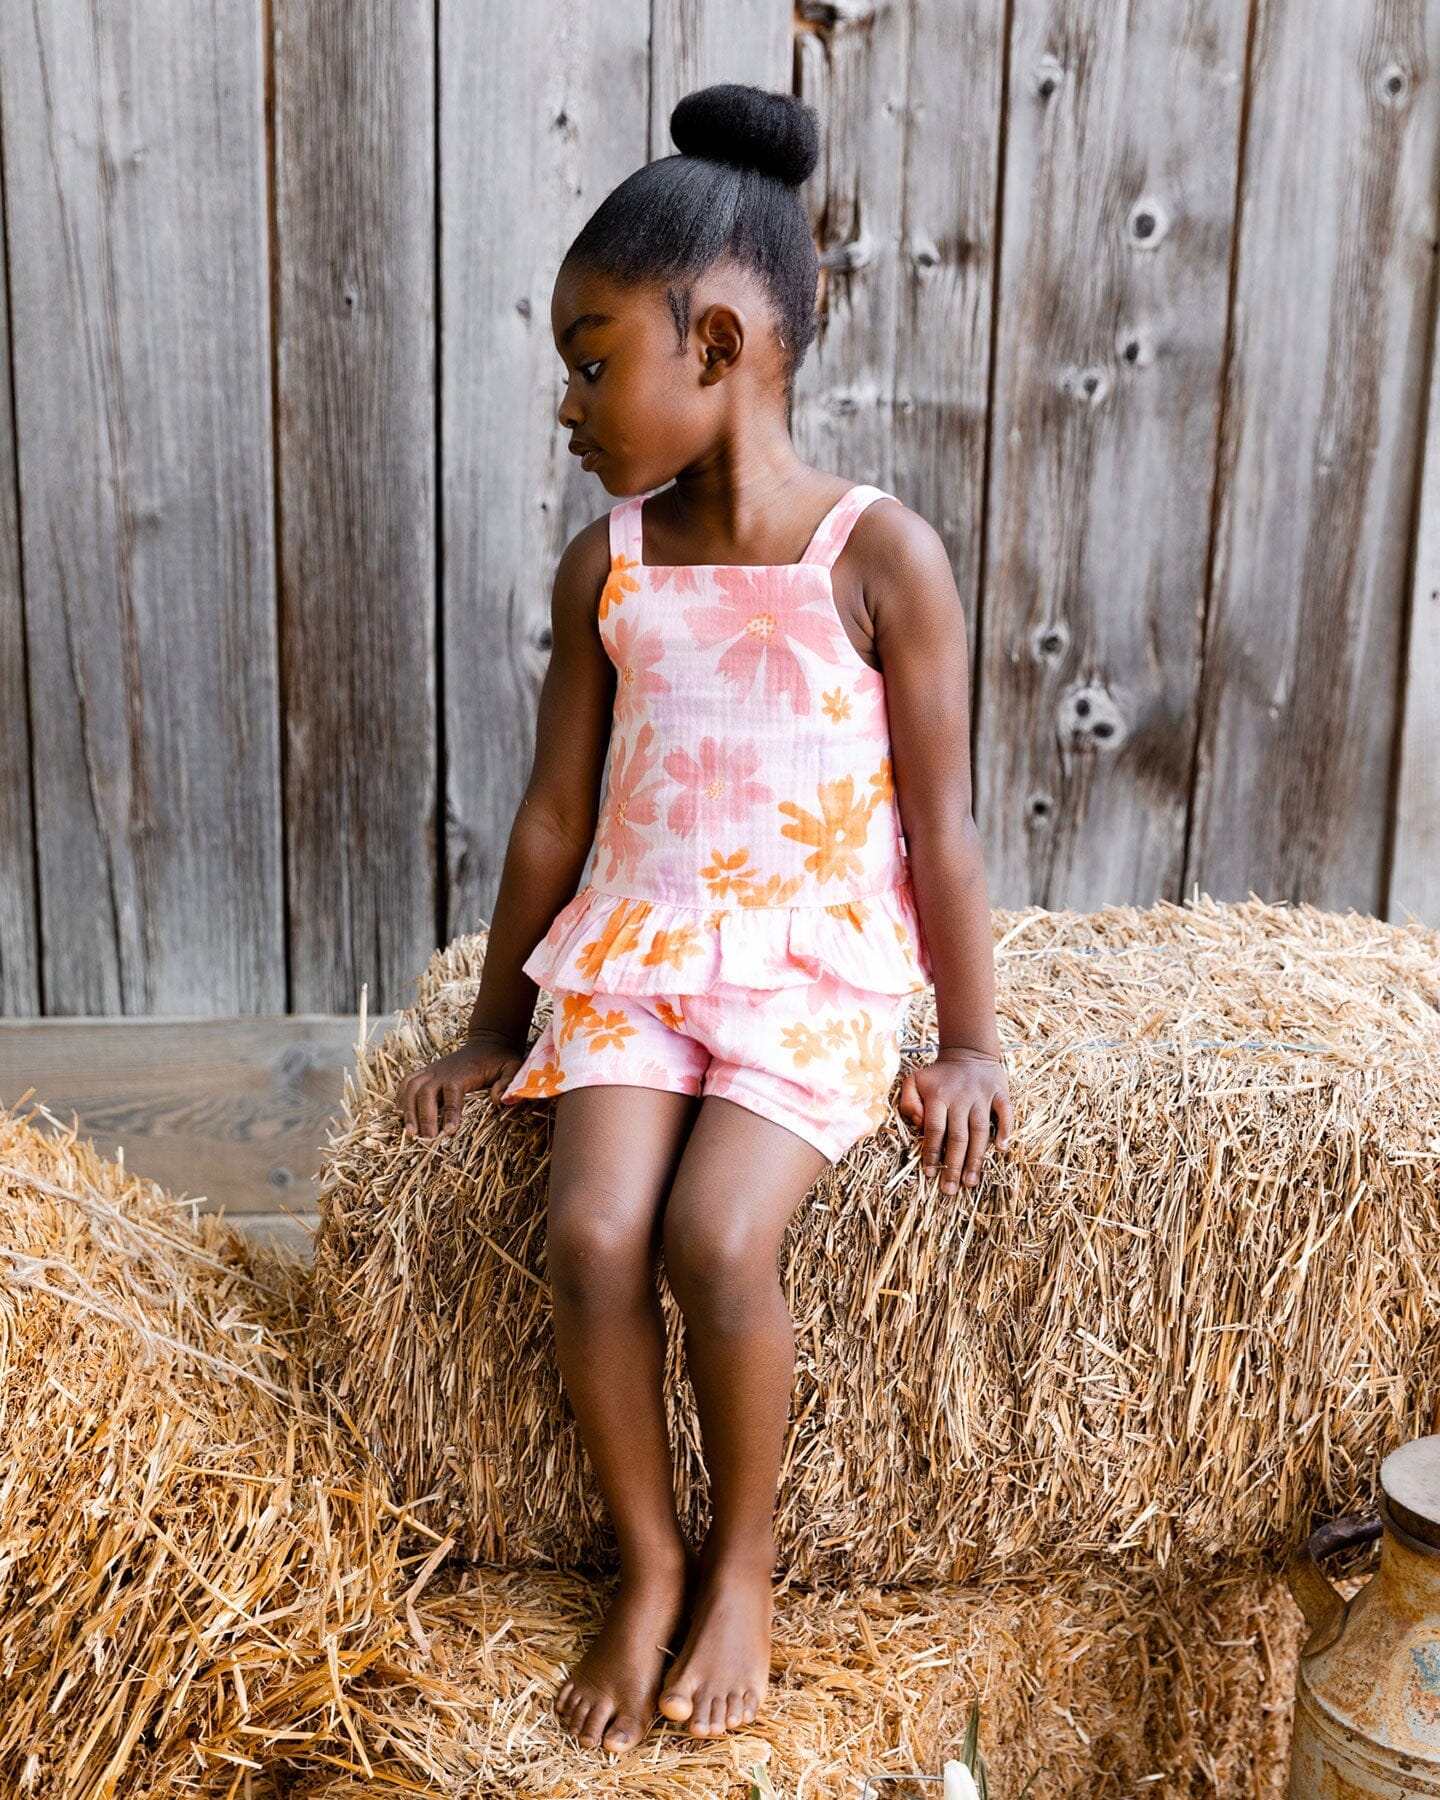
[440, 1, 650, 947]
[978, 0, 1249, 909]
[274, 0, 438, 1011]
[1190, 0, 1440, 912]
[0, 0, 283, 1016]
[1, 0, 1438, 1025]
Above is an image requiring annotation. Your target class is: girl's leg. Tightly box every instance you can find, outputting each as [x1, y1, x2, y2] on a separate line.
[545, 1081, 704, 1753]
[655, 1094, 831, 1736]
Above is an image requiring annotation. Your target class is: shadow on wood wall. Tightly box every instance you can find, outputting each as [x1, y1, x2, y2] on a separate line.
[1, 0, 1437, 1022]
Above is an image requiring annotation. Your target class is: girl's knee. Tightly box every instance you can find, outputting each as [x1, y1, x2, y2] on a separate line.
[546, 1189, 657, 1307]
[661, 1208, 778, 1329]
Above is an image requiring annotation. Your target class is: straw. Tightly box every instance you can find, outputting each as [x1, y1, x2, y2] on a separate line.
[309, 894, 1440, 1583]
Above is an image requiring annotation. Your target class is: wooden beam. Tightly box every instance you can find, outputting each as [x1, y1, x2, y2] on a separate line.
[0, 1014, 394, 1218]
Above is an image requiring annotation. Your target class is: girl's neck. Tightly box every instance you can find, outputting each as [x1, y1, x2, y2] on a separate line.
[652, 433, 827, 552]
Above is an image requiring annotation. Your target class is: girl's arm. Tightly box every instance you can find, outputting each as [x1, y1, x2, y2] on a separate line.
[856, 502, 1012, 1190]
[462, 516, 616, 1048]
[400, 516, 616, 1139]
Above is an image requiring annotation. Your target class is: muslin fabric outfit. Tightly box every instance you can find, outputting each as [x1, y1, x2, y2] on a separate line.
[498, 482, 934, 1162]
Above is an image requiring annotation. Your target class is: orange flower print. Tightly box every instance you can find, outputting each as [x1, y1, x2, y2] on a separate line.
[573, 897, 654, 985]
[599, 553, 640, 621]
[701, 847, 762, 902]
[777, 774, 875, 884]
[736, 871, 804, 906]
[555, 991, 608, 1045]
[778, 1020, 832, 1067]
[663, 737, 772, 836]
[893, 917, 921, 972]
[640, 922, 708, 973]
[507, 1057, 565, 1097]
[821, 686, 854, 723]
[683, 568, 841, 715]
[824, 897, 872, 934]
[866, 754, 894, 807]
[655, 998, 686, 1031]
[593, 723, 664, 882]
[839, 1011, 895, 1120]
[585, 1007, 638, 1054]
[607, 613, 670, 715]
[697, 848, 805, 907]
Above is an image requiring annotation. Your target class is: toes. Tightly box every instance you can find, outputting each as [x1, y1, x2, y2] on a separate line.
[575, 1699, 607, 1748]
[742, 1686, 759, 1723]
[726, 1689, 746, 1727]
[689, 1691, 721, 1736]
[658, 1680, 695, 1720]
[602, 1711, 644, 1752]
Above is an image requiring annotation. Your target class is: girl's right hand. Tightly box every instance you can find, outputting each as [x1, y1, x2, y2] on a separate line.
[397, 1030, 526, 1138]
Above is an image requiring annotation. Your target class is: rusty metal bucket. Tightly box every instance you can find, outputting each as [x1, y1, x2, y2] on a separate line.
[1285, 1435, 1440, 1797]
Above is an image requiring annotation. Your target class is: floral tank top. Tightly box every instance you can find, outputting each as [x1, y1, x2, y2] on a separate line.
[520, 482, 935, 998]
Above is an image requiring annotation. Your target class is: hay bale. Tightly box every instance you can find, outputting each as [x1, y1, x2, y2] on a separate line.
[311, 895, 1440, 1583]
[0, 1102, 474, 1799]
[305, 1556, 1317, 1797]
[0, 1095, 1370, 1797]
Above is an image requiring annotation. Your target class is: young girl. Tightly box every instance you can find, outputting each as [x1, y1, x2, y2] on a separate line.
[398, 82, 1011, 1755]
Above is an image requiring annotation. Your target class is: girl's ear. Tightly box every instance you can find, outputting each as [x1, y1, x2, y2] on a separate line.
[695, 301, 744, 386]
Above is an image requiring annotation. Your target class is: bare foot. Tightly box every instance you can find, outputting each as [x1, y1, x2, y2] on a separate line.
[657, 1540, 774, 1735]
[556, 1548, 700, 1753]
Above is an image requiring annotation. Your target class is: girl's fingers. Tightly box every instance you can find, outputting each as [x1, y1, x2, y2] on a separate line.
[996, 1094, 1014, 1149]
[416, 1080, 440, 1139]
[441, 1081, 463, 1134]
[963, 1104, 990, 1185]
[939, 1121, 968, 1195]
[921, 1104, 948, 1177]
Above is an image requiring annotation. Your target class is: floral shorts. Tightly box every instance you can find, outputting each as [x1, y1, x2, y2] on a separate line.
[497, 977, 914, 1163]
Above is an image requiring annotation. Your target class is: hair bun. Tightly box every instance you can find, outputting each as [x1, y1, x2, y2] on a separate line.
[669, 83, 819, 188]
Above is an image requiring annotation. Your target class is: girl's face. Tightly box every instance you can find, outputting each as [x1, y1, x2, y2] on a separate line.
[550, 258, 777, 497]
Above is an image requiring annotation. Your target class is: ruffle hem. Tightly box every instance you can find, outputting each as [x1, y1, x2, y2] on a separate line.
[521, 878, 933, 998]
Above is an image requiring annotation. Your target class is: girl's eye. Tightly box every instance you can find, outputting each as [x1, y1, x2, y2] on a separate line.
[577, 360, 602, 383]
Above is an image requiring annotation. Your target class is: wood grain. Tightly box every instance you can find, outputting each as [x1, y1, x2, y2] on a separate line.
[977, 0, 1249, 910]
[273, 0, 438, 1013]
[792, 0, 913, 486]
[1390, 253, 1440, 926]
[439, 0, 649, 942]
[4, 1, 1440, 1028]
[0, 1014, 392, 1217]
[0, 0, 282, 1013]
[1189, 0, 1440, 911]
[0, 178, 35, 1017]
[649, 0, 792, 159]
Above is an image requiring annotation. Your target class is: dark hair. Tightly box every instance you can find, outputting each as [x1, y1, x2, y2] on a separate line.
[561, 83, 821, 397]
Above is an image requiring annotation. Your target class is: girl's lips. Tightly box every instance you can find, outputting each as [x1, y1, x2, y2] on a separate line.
[581, 447, 601, 470]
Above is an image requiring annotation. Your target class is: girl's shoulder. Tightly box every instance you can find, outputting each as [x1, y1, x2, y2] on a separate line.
[551, 509, 615, 623]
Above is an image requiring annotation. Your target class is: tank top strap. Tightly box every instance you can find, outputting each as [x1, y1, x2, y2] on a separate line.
[608, 495, 645, 565]
[798, 483, 899, 570]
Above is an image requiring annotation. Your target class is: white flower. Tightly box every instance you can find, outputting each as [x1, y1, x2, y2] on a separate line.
[942, 1760, 981, 1800]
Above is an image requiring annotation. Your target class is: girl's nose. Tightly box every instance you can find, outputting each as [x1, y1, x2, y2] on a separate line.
[557, 388, 583, 431]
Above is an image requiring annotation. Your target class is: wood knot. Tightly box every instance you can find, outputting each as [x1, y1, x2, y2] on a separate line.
[1061, 364, 1111, 407]
[1033, 54, 1065, 101]
[1126, 195, 1171, 249]
[1059, 683, 1127, 750]
[1377, 60, 1410, 106]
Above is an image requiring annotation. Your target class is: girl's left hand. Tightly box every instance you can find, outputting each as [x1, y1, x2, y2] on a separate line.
[897, 1046, 1013, 1195]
